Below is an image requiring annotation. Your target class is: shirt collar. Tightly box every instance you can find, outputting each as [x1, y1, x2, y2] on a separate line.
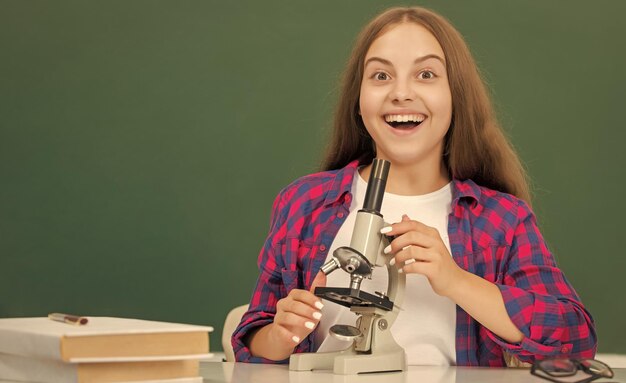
[323, 160, 359, 207]
[451, 178, 481, 207]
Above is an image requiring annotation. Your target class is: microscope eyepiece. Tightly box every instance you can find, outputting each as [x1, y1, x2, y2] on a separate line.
[362, 159, 390, 214]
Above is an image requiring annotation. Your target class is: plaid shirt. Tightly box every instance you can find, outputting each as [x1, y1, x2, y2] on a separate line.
[232, 160, 596, 366]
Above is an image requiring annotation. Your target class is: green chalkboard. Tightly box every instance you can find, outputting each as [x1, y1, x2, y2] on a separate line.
[1, 0, 624, 354]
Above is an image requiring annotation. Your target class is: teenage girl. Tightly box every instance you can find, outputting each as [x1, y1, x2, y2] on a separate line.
[232, 6, 596, 366]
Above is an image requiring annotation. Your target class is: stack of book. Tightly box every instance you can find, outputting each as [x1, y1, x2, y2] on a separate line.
[0, 316, 214, 383]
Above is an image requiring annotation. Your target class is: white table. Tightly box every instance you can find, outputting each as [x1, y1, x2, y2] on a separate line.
[0, 360, 621, 382]
[200, 361, 625, 383]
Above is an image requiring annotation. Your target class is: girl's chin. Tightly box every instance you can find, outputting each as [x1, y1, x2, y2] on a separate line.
[373, 146, 444, 167]
[372, 154, 425, 166]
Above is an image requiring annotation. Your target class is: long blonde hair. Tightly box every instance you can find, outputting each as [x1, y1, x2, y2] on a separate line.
[321, 7, 531, 204]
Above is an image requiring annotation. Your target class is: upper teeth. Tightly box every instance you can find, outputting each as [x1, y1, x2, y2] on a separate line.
[385, 114, 426, 123]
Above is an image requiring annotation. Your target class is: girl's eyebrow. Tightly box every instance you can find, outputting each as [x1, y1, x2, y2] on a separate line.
[364, 54, 446, 67]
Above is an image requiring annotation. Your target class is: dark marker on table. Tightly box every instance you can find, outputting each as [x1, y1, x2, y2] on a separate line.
[47, 313, 89, 325]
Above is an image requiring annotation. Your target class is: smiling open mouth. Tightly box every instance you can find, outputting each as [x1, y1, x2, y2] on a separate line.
[384, 114, 426, 130]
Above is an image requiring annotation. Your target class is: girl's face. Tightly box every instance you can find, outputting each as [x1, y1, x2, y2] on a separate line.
[359, 22, 452, 169]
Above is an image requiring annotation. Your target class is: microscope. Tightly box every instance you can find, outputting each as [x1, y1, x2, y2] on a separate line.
[289, 158, 407, 375]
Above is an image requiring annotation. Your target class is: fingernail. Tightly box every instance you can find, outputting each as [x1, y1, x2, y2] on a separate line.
[398, 268, 404, 274]
[389, 258, 396, 266]
[292, 335, 300, 343]
[384, 245, 392, 254]
[312, 311, 322, 320]
[402, 245, 411, 251]
[314, 301, 324, 310]
[404, 259, 415, 265]
[305, 321, 315, 329]
[380, 226, 392, 234]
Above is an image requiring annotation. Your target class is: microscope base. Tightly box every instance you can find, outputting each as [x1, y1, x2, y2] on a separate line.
[289, 347, 406, 375]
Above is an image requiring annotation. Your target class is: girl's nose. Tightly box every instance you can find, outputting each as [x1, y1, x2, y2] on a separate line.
[391, 79, 416, 102]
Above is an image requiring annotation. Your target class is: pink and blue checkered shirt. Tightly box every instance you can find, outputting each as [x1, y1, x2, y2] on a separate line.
[232, 161, 596, 366]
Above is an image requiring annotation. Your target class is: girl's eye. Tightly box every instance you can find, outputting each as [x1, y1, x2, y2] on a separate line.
[418, 70, 436, 80]
[373, 72, 389, 81]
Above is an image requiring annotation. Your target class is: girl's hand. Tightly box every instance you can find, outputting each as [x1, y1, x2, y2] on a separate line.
[382, 214, 465, 298]
[267, 272, 326, 354]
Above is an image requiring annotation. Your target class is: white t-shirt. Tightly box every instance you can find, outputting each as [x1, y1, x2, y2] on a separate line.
[313, 171, 457, 366]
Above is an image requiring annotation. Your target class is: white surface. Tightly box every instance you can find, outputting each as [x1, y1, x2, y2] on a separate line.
[597, 353, 626, 368]
[0, 359, 622, 382]
[200, 361, 626, 383]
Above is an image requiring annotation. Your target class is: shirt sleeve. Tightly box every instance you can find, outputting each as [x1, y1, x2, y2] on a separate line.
[230, 190, 314, 363]
[487, 199, 597, 363]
